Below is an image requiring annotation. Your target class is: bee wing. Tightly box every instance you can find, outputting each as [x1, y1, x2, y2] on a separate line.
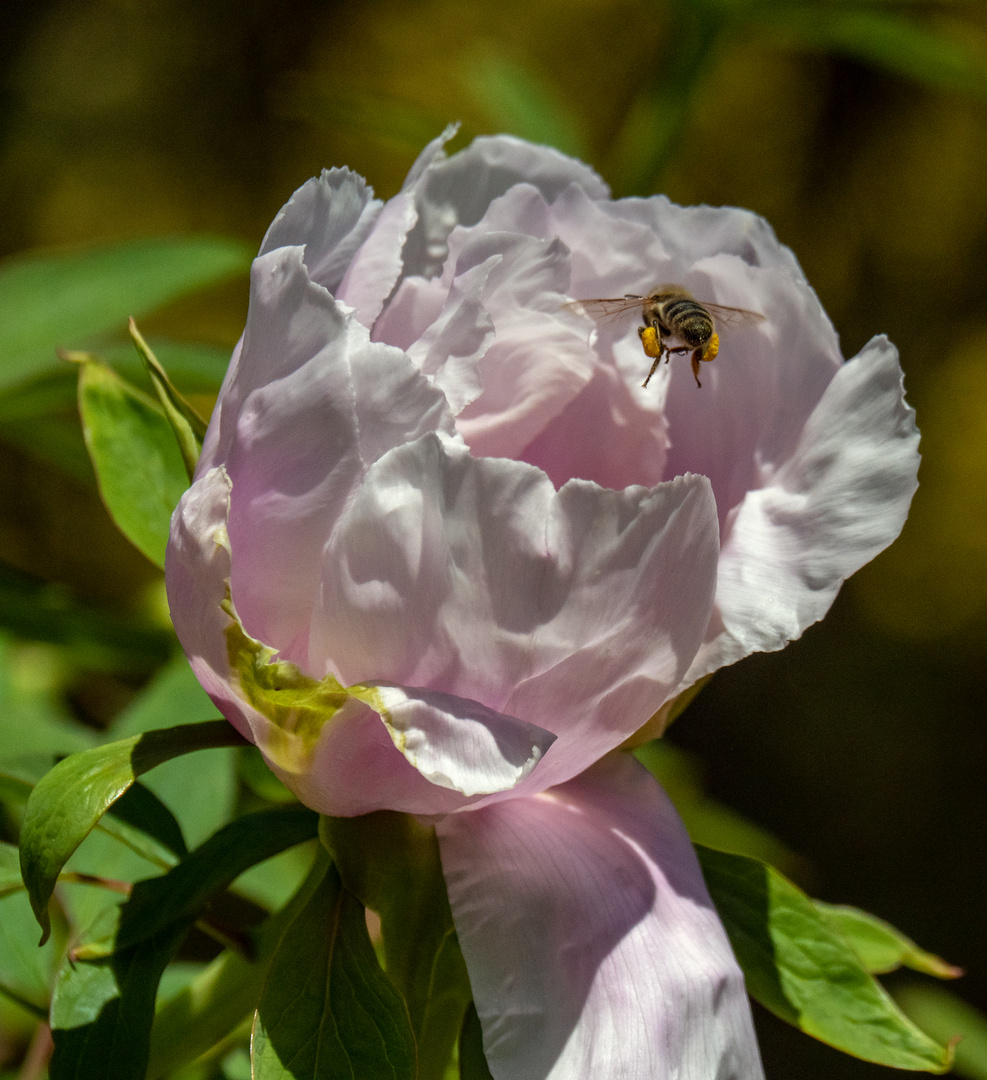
[700, 301, 766, 330]
[563, 295, 645, 322]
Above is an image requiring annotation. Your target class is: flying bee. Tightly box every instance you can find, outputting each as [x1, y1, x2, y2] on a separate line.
[567, 287, 765, 388]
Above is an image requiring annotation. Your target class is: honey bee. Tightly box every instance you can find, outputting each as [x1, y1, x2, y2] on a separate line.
[567, 287, 764, 388]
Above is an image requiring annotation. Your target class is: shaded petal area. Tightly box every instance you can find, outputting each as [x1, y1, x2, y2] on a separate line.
[201, 246, 454, 660]
[166, 466, 255, 742]
[168, 467, 554, 818]
[684, 336, 921, 683]
[437, 752, 764, 1080]
[258, 168, 382, 294]
[403, 135, 610, 280]
[310, 435, 719, 787]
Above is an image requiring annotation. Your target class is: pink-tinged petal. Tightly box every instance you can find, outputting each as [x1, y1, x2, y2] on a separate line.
[608, 196, 805, 281]
[445, 230, 597, 459]
[684, 336, 920, 683]
[519, 365, 669, 492]
[363, 683, 555, 795]
[402, 135, 610, 280]
[436, 752, 764, 1080]
[404, 256, 497, 414]
[310, 435, 718, 786]
[262, 684, 557, 819]
[258, 168, 382, 294]
[336, 191, 418, 328]
[203, 246, 453, 660]
[166, 466, 255, 745]
[169, 465, 549, 819]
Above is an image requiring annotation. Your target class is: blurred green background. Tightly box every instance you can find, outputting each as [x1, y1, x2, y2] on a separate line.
[1, 0, 986, 1076]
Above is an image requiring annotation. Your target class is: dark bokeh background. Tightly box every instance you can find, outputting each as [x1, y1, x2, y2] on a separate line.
[2, 1, 986, 1076]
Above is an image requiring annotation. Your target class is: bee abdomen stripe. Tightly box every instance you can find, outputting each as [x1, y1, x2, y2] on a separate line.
[663, 299, 710, 323]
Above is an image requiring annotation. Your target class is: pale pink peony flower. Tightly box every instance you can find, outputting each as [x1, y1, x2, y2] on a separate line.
[166, 130, 919, 1080]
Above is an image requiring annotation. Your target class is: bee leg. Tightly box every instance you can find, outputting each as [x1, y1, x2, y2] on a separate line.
[689, 335, 719, 388]
[639, 324, 665, 388]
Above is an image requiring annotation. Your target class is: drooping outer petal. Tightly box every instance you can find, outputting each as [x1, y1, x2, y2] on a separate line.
[683, 335, 920, 684]
[436, 751, 764, 1080]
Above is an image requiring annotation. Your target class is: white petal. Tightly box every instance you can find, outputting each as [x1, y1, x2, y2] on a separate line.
[685, 336, 920, 682]
[201, 246, 453, 659]
[402, 135, 610, 279]
[361, 683, 555, 796]
[258, 168, 381, 294]
[436, 752, 764, 1080]
[310, 435, 719, 790]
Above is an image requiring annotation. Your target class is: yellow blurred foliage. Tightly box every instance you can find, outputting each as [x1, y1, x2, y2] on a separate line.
[855, 332, 987, 640]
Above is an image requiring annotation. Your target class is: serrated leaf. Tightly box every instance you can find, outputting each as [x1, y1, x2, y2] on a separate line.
[19, 720, 247, 942]
[0, 236, 251, 392]
[49, 807, 319, 1080]
[323, 812, 471, 1080]
[696, 845, 952, 1072]
[252, 848, 417, 1080]
[817, 902, 962, 979]
[77, 357, 190, 567]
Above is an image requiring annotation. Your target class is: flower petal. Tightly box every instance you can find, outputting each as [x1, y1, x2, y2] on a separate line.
[436, 752, 764, 1080]
[258, 168, 382, 294]
[402, 135, 610, 280]
[166, 465, 255, 744]
[201, 246, 454, 660]
[684, 336, 920, 682]
[310, 434, 719, 789]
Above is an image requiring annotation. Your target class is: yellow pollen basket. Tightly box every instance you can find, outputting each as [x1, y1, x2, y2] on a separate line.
[701, 333, 720, 362]
[639, 325, 663, 358]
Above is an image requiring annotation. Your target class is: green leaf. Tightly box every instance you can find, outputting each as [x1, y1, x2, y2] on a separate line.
[112, 655, 239, 848]
[755, 8, 987, 100]
[322, 812, 472, 1080]
[100, 781, 188, 864]
[148, 848, 325, 1080]
[0, 236, 251, 392]
[696, 845, 952, 1072]
[634, 738, 803, 875]
[463, 51, 587, 157]
[100, 338, 233, 394]
[114, 806, 318, 950]
[19, 720, 247, 943]
[458, 1004, 494, 1080]
[816, 902, 962, 979]
[605, 5, 723, 194]
[0, 841, 23, 899]
[49, 905, 189, 1080]
[129, 318, 205, 480]
[49, 807, 319, 1080]
[896, 985, 987, 1080]
[252, 847, 417, 1080]
[0, 559, 175, 671]
[0, 888, 63, 1019]
[77, 356, 190, 567]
